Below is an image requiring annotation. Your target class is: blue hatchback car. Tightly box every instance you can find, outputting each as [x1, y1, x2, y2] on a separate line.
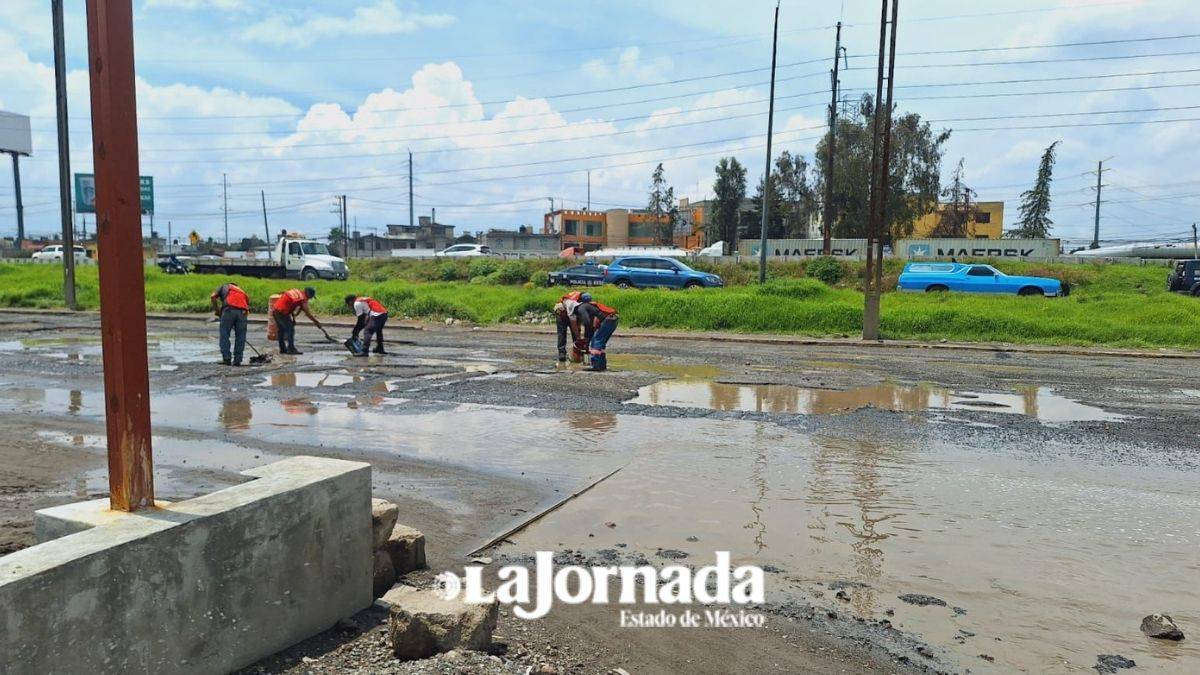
[602, 256, 724, 289]
[897, 262, 1067, 297]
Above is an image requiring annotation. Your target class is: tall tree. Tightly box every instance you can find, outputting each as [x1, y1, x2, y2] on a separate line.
[328, 226, 347, 256]
[812, 94, 949, 240]
[932, 159, 977, 238]
[647, 163, 678, 245]
[774, 151, 816, 237]
[750, 171, 787, 239]
[1009, 141, 1059, 238]
[710, 157, 747, 252]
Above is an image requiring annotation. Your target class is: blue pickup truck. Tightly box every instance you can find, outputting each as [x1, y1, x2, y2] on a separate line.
[897, 263, 1068, 297]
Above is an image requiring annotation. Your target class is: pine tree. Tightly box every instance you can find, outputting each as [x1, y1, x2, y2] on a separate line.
[1009, 141, 1059, 239]
[647, 163, 678, 246]
[710, 157, 747, 252]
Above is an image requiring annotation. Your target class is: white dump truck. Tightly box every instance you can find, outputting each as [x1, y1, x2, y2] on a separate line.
[191, 233, 348, 280]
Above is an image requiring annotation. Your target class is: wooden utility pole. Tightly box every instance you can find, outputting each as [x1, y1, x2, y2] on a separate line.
[1090, 160, 1106, 249]
[822, 21, 845, 255]
[863, 0, 899, 341]
[758, 0, 781, 284]
[261, 189, 270, 243]
[85, 0, 155, 511]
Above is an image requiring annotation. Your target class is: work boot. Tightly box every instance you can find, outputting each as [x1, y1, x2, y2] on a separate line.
[232, 360, 243, 367]
[221, 358, 231, 366]
[373, 347, 387, 355]
[286, 348, 303, 355]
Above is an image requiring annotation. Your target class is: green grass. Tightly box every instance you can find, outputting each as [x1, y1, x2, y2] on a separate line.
[0, 261, 1195, 349]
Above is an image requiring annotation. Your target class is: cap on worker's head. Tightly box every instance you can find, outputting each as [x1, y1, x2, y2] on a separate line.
[579, 292, 593, 303]
[344, 294, 356, 306]
[304, 287, 316, 298]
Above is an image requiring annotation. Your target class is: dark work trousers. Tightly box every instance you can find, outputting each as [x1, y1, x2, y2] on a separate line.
[556, 312, 571, 359]
[363, 313, 388, 351]
[588, 316, 618, 371]
[274, 310, 296, 353]
[219, 307, 248, 364]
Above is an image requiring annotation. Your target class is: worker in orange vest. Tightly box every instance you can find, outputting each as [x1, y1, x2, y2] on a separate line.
[572, 292, 618, 371]
[553, 290, 584, 362]
[272, 287, 324, 355]
[209, 282, 250, 366]
[345, 294, 389, 356]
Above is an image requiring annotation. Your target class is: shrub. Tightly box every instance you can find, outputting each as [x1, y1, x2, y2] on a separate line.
[495, 260, 530, 285]
[754, 279, 830, 300]
[805, 256, 845, 286]
[529, 270, 550, 287]
[468, 257, 499, 278]
[438, 263, 463, 282]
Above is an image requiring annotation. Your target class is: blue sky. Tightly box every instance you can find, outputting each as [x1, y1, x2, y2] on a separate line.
[1, 0, 1198, 245]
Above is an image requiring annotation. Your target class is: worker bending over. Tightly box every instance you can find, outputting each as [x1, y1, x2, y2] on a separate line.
[272, 287, 324, 355]
[210, 281, 250, 366]
[346, 294, 389, 356]
[554, 290, 583, 362]
[573, 292, 618, 372]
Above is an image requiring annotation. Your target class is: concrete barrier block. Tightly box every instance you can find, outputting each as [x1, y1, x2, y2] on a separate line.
[0, 455, 373, 675]
[386, 523, 427, 575]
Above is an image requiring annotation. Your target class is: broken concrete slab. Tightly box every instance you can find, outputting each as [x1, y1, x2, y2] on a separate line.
[383, 585, 498, 660]
[372, 498, 399, 550]
[1, 456, 373, 675]
[387, 523, 427, 575]
[374, 549, 397, 598]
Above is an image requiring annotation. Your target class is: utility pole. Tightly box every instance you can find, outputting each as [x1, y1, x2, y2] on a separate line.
[408, 151, 414, 228]
[341, 194, 348, 258]
[863, 0, 899, 341]
[1090, 160, 1107, 249]
[7, 153, 24, 246]
[222, 172, 229, 247]
[822, 21, 846, 255]
[758, 0, 781, 285]
[587, 170, 591, 210]
[1192, 223, 1197, 259]
[52, 0, 77, 309]
[261, 190, 270, 243]
[167, 220, 172, 254]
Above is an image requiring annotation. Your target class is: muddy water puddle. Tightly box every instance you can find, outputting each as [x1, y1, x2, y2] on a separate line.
[510, 425, 1199, 672]
[628, 379, 1126, 423]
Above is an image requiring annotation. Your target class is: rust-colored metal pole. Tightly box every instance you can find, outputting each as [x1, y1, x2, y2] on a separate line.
[85, 0, 154, 511]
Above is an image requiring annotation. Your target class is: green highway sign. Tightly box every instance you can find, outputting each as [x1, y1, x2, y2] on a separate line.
[74, 173, 154, 215]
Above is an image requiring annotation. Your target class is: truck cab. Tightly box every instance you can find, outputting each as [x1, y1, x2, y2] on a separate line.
[1167, 259, 1200, 295]
[278, 238, 348, 280]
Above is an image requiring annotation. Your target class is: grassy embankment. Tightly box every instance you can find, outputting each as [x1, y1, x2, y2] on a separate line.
[0, 258, 1195, 349]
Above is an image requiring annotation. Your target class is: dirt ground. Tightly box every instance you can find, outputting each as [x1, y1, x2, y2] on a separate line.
[1, 311, 1197, 674]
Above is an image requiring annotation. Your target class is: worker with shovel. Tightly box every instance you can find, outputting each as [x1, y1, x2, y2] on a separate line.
[554, 290, 583, 363]
[272, 287, 327, 355]
[572, 292, 618, 372]
[345, 294, 389, 356]
[210, 282, 250, 366]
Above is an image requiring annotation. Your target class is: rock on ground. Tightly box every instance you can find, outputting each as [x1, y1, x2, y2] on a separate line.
[897, 594, 947, 607]
[1094, 654, 1136, 673]
[372, 498, 400, 550]
[387, 524, 428, 575]
[383, 585, 499, 660]
[1140, 613, 1185, 640]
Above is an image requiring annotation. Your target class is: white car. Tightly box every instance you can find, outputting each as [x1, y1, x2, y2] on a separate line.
[32, 245, 87, 261]
[435, 244, 495, 257]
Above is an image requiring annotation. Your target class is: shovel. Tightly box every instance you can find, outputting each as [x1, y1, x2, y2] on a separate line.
[246, 341, 272, 365]
[319, 327, 339, 344]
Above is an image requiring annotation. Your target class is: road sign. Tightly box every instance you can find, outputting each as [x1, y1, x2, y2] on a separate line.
[75, 173, 153, 214]
[0, 111, 32, 156]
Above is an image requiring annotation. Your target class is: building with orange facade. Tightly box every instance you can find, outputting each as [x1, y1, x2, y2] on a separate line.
[543, 208, 685, 251]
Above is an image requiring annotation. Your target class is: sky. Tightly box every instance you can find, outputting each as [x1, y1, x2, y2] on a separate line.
[1, 0, 1198, 246]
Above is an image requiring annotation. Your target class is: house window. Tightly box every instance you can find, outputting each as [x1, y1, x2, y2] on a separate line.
[974, 212, 991, 224]
[564, 219, 579, 235]
[584, 220, 604, 237]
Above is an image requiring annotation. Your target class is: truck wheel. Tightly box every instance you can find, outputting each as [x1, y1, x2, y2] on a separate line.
[1018, 286, 1044, 297]
[1191, 283, 1200, 297]
[301, 267, 318, 281]
[925, 284, 948, 293]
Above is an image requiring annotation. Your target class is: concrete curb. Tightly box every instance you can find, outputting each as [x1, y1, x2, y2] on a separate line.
[4, 307, 1197, 360]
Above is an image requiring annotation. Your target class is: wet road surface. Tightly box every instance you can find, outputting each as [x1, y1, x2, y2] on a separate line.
[0, 312, 1197, 674]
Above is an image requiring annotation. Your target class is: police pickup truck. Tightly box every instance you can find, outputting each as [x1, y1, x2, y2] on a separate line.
[1167, 259, 1200, 295]
[191, 233, 348, 280]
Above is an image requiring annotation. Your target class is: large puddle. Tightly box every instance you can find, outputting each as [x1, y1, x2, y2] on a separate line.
[628, 379, 1127, 423]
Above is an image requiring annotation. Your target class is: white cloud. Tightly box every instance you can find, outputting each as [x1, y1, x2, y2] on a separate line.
[145, 0, 246, 10]
[581, 47, 672, 84]
[241, 1, 455, 48]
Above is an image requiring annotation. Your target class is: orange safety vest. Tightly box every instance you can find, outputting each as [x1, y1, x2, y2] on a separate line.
[560, 291, 582, 304]
[223, 283, 250, 311]
[592, 301, 617, 317]
[273, 288, 307, 314]
[357, 296, 387, 314]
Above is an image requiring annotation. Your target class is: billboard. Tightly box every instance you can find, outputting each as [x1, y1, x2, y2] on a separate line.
[0, 111, 32, 156]
[74, 173, 154, 214]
